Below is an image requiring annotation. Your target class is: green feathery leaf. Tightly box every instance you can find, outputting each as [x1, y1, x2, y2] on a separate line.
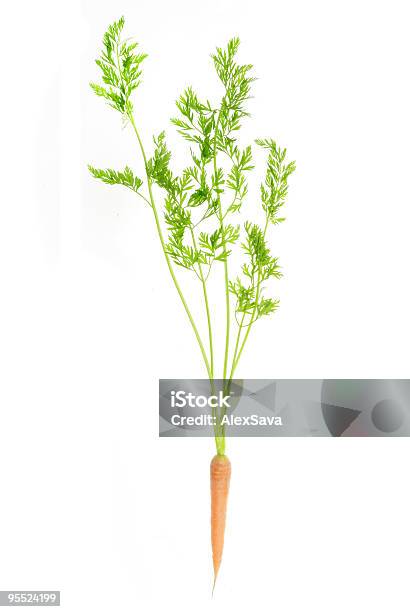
[88, 165, 143, 194]
[90, 16, 147, 116]
[256, 138, 296, 224]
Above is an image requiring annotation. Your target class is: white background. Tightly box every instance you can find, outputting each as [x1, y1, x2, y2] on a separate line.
[1, 0, 410, 610]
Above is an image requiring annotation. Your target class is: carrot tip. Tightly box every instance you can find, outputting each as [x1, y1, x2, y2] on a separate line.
[212, 573, 218, 596]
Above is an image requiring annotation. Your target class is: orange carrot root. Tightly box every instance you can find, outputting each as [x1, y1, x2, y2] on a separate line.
[210, 454, 231, 590]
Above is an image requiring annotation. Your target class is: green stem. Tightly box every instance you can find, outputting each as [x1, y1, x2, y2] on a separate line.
[189, 227, 214, 378]
[205, 376, 224, 455]
[229, 312, 245, 381]
[128, 113, 212, 380]
[213, 112, 230, 381]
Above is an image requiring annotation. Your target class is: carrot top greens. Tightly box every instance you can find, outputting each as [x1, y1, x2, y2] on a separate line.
[89, 17, 295, 455]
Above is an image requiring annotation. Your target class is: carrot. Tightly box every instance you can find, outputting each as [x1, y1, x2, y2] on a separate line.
[211, 454, 231, 590]
[90, 20, 295, 590]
